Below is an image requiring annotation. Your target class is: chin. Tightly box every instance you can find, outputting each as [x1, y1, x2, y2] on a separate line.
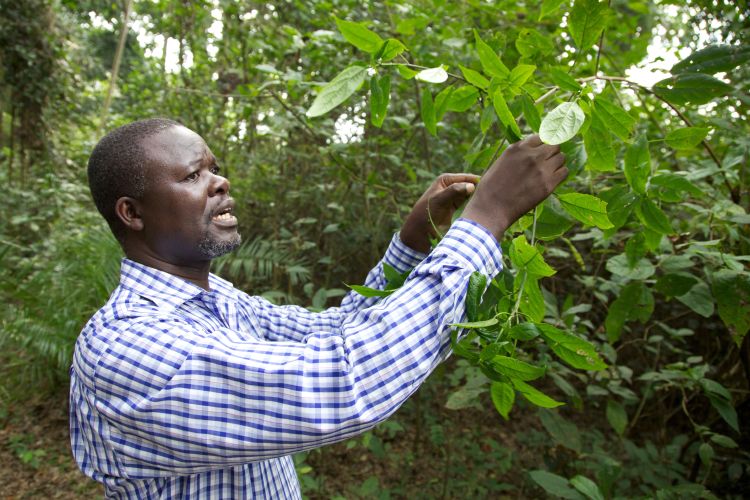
[198, 233, 242, 259]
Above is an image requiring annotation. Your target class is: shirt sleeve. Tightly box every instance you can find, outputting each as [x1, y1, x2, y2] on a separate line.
[90, 219, 502, 476]
[253, 231, 428, 343]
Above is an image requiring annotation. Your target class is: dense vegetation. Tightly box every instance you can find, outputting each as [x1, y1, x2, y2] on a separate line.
[0, 0, 748, 497]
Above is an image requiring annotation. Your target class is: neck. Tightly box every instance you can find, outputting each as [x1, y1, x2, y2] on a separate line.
[125, 247, 212, 290]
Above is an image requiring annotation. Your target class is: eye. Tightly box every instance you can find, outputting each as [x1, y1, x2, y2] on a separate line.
[185, 171, 200, 182]
[210, 165, 221, 175]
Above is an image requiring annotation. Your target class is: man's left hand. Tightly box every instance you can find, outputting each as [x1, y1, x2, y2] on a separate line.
[399, 173, 479, 254]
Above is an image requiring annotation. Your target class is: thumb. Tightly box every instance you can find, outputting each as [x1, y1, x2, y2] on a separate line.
[432, 182, 475, 208]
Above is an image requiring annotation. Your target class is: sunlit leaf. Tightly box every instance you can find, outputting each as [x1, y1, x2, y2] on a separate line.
[549, 68, 582, 92]
[583, 127, 615, 172]
[307, 65, 368, 117]
[539, 0, 567, 20]
[421, 88, 437, 136]
[377, 38, 407, 61]
[513, 379, 564, 408]
[335, 17, 384, 53]
[558, 193, 614, 229]
[445, 85, 479, 112]
[346, 283, 393, 297]
[492, 89, 522, 138]
[665, 127, 709, 149]
[520, 94, 541, 132]
[653, 73, 733, 105]
[474, 29, 509, 78]
[465, 271, 487, 322]
[415, 66, 449, 83]
[537, 323, 607, 370]
[510, 235, 556, 277]
[540, 102, 585, 145]
[592, 98, 635, 142]
[509, 64, 536, 90]
[568, 0, 610, 51]
[369, 75, 390, 128]
[460, 65, 490, 89]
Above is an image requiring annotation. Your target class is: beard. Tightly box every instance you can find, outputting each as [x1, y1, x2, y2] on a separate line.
[197, 231, 242, 259]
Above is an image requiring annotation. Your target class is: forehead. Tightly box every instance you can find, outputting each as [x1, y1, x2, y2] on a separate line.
[141, 125, 213, 172]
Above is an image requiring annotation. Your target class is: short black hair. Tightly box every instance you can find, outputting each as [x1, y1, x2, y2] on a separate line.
[88, 118, 181, 241]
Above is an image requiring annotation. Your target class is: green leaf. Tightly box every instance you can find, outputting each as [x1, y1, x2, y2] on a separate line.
[307, 65, 368, 117]
[655, 273, 698, 297]
[346, 284, 393, 297]
[710, 433, 739, 449]
[650, 173, 704, 201]
[460, 65, 490, 89]
[549, 68, 582, 92]
[369, 75, 390, 128]
[537, 323, 607, 371]
[700, 378, 732, 401]
[676, 280, 714, 318]
[445, 385, 485, 410]
[624, 135, 651, 194]
[396, 65, 418, 79]
[513, 379, 565, 408]
[415, 66, 449, 83]
[434, 85, 455, 121]
[698, 443, 714, 465]
[465, 272, 487, 322]
[445, 86, 479, 112]
[421, 88, 437, 136]
[606, 254, 656, 281]
[335, 18, 384, 53]
[519, 274, 545, 322]
[510, 235, 556, 277]
[520, 94, 541, 132]
[583, 127, 615, 172]
[487, 356, 546, 381]
[635, 198, 673, 235]
[707, 394, 739, 433]
[474, 29, 510, 78]
[540, 102, 585, 145]
[570, 476, 604, 500]
[606, 399, 628, 436]
[602, 188, 638, 229]
[712, 269, 750, 347]
[377, 38, 406, 61]
[529, 470, 581, 499]
[490, 381, 515, 420]
[509, 64, 536, 90]
[539, 0, 567, 20]
[653, 73, 733, 105]
[592, 98, 635, 142]
[558, 193, 614, 229]
[451, 317, 500, 329]
[605, 282, 654, 342]
[535, 198, 574, 240]
[671, 44, 750, 75]
[568, 0, 609, 51]
[492, 89, 522, 139]
[516, 28, 556, 57]
[508, 322, 542, 341]
[665, 127, 710, 150]
[539, 410, 582, 453]
[480, 103, 496, 134]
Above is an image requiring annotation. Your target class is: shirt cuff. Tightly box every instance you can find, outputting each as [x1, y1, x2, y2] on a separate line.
[384, 233, 429, 273]
[430, 218, 503, 276]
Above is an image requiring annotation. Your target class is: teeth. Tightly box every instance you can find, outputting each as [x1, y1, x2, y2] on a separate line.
[213, 212, 234, 221]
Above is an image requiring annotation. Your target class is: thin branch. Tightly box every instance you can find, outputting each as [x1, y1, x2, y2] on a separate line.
[100, 0, 134, 134]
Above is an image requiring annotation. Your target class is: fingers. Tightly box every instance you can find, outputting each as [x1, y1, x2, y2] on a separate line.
[438, 173, 480, 187]
[523, 134, 543, 147]
[432, 181, 475, 208]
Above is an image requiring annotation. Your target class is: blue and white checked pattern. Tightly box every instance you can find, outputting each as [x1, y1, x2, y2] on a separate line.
[70, 218, 502, 499]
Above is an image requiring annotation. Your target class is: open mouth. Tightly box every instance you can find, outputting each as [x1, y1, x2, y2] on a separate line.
[212, 206, 237, 225]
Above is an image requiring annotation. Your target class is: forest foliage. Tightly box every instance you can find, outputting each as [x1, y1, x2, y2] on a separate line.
[0, 0, 748, 497]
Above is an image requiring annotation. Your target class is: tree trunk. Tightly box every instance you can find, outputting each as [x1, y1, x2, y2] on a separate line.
[99, 0, 134, 134]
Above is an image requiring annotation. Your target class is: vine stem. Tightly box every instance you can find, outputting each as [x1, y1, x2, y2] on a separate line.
[506, 205, 539, 328]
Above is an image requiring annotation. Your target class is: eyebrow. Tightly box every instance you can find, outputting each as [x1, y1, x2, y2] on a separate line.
[189, 151, 217, 167]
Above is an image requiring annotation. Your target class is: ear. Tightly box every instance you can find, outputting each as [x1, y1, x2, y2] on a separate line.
[114, 197, 144, 232]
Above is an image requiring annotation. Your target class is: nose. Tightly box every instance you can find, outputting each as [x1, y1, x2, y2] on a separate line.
[210, 172, 230, 196]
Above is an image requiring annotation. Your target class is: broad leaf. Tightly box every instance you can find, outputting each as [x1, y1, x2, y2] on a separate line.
[513, 379, 564, 408]
[508, 322, 542, 341]
[602, 188, 638, 229]
[549, 68, 582, 92]
[516, 28, 555, 57]
[434, 85, 455, 121]
[445, 86, 479, 112]
[460, 65, 490, 89]
[665, 127, 709, 149]
[635, 198, 673, 235]
[655, 273, 698, 297]
[539, 0, 567, 20]
[540, 102, 585, 145]
[369, 75, 390, 128]
[583, 127, 615, 171]
[539, 410, 582, 453]
[568, 0, 609, 51]
[509, 64, 536, 90]
[535, 198, 574, 240]
[624, 135, 651, 194]
[397, 65, 418, 79]
[606, 254, 656, 281]
[558, 193, 614, 229]
[653, 73, 733, 105]
[510, 235, 556, 277]
[307, 65, 368, 117]
[377, 38, 406, 61]
[671, 44, 750, 75]
[712, 269, 750, 346]
[474, 29, 509, 78]
[537, 323, 607, 370]
[490, 381, 515, 420]
[421, 88, 437, 136]
[606, 399, 628, 436]
[492, 89, 522, 138]
[592, 98, 635, 142]
[570, 475, 605, 500]
[676, 280, 714, 318]
[529, 470, 581, 499]
[605, 282, 654, 342]
[520, 94, 541, 132]
[415, 66, 449, 83]
[487, 356, 546, 381]
[465, 271, 487, 322]
[519, 274, 545, 322]
[335, 18, 384, 53]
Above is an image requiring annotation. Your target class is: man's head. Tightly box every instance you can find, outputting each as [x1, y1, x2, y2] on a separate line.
[88, 119, 241, 266]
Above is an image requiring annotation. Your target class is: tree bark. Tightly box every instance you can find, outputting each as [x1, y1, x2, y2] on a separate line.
[99, 0, 134, 134]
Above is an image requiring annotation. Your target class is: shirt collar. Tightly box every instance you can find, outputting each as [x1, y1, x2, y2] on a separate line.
[119, 258, 238, 310]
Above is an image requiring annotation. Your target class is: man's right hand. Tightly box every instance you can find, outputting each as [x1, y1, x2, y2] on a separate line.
[462, 134, 567, 240]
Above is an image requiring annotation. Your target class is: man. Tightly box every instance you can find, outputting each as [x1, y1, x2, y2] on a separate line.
[71, 118, 566, 498]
